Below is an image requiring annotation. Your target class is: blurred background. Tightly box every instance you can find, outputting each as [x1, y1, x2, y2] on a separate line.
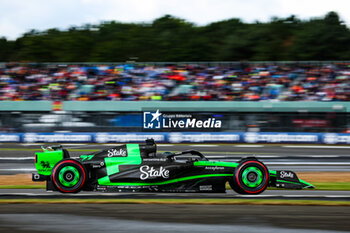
[1, 2, 350, 233]
[0, 3, 349, 141]
[0, 61, 349, 138]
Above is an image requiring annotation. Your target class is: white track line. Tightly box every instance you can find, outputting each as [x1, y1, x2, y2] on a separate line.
[283, 145, 350, 149]
[234, 145, 265, 148]
[0, 168, 36, 172]
[282, 155, 344, 157]
[157, 144, 174, 147]
[190, 145, 219, 147]
[101, 144, 122, 146]
[0, 157, 34, 160]
[61, 144, 87, 146]
[20, 143, 42, 146]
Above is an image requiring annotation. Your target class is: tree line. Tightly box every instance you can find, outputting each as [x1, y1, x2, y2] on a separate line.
[0, 11, 349, 62]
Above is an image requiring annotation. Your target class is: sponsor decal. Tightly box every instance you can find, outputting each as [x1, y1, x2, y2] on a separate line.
[199, 185, 213, 191]
[323, 133, 338, 144]
[244, 133, 318, 143]
[115, 185, 155, 189]
[80, 155, 94, 161]
[40, 161, 50, 169]
[23, 133, 91, 143]
[143, 109, 222, 130]
[244, 133, 259, 143]
[92, 162, 105, 168]
[169, 133, 239, 143]
[143, 158, 168, 162]
[38, 161, 52, 173]
[0, 134, 20, 142]
[323, 133, 350, 144]
[205, 166, 224, 170]
[293, 119, 329, 128]
[139, 165, 170, 180]
[107, 149, 126, 157]
[279, 171, 294, 179]
[13, 132, 350, 144]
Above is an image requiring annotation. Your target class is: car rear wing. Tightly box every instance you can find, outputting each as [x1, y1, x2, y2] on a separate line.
[41, 145, 63, 152]
[34, 145, 70, 176]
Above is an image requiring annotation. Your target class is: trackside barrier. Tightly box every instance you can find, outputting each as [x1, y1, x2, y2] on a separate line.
[1, 101, 350, 112]
[0, 132, 349, 144]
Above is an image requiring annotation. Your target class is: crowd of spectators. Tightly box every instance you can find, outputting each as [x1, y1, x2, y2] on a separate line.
[0, 63, 349, 101]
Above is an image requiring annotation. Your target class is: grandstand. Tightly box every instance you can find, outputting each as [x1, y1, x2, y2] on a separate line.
[0, 62, 349, 101]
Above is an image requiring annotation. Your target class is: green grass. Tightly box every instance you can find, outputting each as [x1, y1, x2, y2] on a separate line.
[0, 198, 349, 206]
[310, 182, 350, 191]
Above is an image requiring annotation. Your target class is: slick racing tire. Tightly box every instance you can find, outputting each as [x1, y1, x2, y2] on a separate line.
[51, 159, 87, 193]
[230, 159, 269, 195]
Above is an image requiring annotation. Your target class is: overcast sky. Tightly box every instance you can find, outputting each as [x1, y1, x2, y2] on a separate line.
[0, 0, 349, 40]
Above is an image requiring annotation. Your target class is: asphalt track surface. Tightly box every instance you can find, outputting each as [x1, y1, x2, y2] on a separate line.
[1, 189, 350, 201]
[0, 143, 349, 199]
[1, 143, 350, 173]
[0, 143, 350, 233]
[0, 204, 350, 233]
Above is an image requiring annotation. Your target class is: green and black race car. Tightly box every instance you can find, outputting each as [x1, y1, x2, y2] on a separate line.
[32, 139, 314, 194]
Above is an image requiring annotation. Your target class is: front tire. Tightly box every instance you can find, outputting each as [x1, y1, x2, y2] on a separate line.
[51, 159, 87, 193]
[230, 159, 269, 195]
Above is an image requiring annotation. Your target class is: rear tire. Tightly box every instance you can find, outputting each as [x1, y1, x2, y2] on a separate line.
[51, 159, 87, 193]
[230, 159, 269, 195]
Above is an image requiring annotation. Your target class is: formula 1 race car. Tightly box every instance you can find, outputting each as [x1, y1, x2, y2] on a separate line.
[32, 139, 314, 194]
